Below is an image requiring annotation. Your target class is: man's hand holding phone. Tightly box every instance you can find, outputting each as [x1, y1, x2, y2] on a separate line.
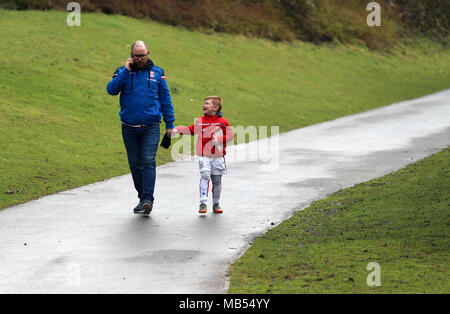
[125, 57, 134, 71]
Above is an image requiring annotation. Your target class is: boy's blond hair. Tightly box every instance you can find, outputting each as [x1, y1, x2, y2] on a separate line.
[204, 96, 223, 113]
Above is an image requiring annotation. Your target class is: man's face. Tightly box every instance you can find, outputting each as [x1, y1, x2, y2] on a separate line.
[131, 45, 149, 69]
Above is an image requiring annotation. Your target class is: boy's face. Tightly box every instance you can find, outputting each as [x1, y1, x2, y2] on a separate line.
[203, 99, 219, 116]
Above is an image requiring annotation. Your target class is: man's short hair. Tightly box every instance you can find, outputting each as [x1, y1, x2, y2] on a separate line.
[204, 96, 223, 113]
[131, 41, 149, 54]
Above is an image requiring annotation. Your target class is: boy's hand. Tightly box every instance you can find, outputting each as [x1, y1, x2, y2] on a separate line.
[169, 128, 178, 137]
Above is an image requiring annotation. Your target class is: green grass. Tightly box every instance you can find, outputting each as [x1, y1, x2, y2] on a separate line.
[2, 1, 448, 47]
[228, 148, 450, 293]
[0, 9, 449, 210]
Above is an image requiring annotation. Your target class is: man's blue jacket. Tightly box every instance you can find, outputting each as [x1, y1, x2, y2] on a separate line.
[106, 58, 175, 129]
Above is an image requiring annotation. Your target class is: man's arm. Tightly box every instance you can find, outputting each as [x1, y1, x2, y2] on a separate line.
[158, 70, 175, 130]
[106, 67, 129, 95]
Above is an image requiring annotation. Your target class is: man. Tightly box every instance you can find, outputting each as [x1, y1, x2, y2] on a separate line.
[106, 40, 174, 216]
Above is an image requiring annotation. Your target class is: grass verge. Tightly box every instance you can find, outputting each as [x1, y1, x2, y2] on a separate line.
[0, 10, 449, 210]
[228, 148, 450, 293]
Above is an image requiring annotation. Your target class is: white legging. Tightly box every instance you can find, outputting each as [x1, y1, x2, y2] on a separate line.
[200, 170, 222, 205]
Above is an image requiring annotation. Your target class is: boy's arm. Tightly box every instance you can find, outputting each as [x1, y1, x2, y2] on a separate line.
[106, 67, 129, 95]
[224, 124, 234, 143]
[173, 124, 195, 136]
[215, 120, 234, 144]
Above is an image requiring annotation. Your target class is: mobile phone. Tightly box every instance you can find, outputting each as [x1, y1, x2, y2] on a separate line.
[129, 55, 135, 71]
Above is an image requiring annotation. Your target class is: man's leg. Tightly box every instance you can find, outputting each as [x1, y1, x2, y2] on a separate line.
[122, 124, 143, 200]
[140, 124, 160, 204]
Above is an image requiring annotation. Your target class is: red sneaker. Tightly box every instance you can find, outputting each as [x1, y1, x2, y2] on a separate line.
[199, 203, 207, 214]
[213, 204, 223, 214]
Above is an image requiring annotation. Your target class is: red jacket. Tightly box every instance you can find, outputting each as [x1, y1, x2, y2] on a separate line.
[176, 115, 234, 157]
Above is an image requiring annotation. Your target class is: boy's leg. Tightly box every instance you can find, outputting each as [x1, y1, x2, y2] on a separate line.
[211, 174, 222, 206]
[211, 157, 226, 213]
[199, 157, 212, 205]
[199, 170, 210, 204]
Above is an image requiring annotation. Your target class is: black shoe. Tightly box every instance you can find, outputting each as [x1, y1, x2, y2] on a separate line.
[133, 200, 145, 214]
[142, 200, 153, 217]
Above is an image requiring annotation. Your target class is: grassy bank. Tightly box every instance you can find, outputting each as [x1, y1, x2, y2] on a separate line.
[2, 1, 448, 47]
[0, 10, 449, 210]
[228, 148, 450, 293]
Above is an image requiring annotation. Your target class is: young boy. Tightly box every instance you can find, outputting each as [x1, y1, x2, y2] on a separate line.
[172, 96, 234, 214]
